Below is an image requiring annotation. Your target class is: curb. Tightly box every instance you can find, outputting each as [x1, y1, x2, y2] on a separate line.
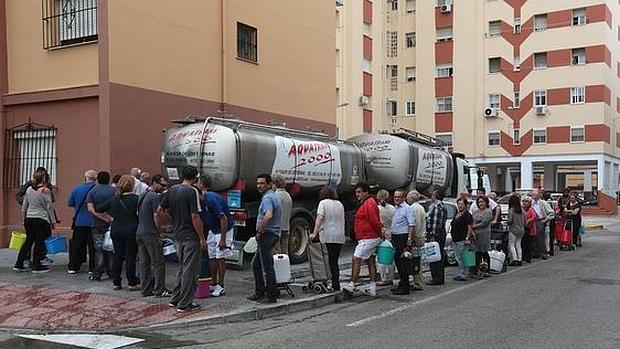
[291, 262, 353, 279]
[584, 224, 604, 232]
[125, 291, 345, 333]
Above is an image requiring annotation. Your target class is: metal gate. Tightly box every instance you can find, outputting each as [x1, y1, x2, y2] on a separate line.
[3, 121, 57, 189]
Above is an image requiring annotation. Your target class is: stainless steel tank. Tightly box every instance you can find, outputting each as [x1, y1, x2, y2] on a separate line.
[348, 133, 453, 197]
[162, 118, 365, 200]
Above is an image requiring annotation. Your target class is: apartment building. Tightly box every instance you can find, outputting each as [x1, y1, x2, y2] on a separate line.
[355, 0, 619, 211]
[0, 0, 335, 244]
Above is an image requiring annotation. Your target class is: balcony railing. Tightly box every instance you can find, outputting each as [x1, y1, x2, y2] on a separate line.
[42, 0, 98, 49]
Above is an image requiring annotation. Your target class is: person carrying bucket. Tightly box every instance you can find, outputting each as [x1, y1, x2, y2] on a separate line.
[389, 189, 416, 295]
[450, 197, 473, 281]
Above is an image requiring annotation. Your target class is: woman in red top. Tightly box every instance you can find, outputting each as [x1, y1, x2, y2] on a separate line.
[521, 196, 538, 264]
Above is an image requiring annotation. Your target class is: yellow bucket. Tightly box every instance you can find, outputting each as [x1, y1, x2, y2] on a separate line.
[9, 231, 26, 251]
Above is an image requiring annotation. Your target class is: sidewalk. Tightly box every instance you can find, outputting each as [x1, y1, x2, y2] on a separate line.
[582, 210, 620, 230]
[0, 244, 354, 332]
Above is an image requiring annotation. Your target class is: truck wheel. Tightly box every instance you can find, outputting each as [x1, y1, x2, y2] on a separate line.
[288, 216, 310, 264]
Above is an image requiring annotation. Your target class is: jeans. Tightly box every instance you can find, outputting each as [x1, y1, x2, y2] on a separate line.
[429, 228, 446, 283]
[252, 231, 279, 300]
[508, 233, 523, 262]
[137, 234, 166, 296]
[325, 243, 342, 290]
[171, 239, 201, 308]
[392, 234, 410, 291]
[92, 226, 114, 278]
[535, 220, 548, 258]
[274, 230, 289, 255]
[16, 218, 51, 268]
[68, 226, 93, 272]
[111, 235, 139, 287]
[199, 249, 210, 279]
[452, 241, 468, 279]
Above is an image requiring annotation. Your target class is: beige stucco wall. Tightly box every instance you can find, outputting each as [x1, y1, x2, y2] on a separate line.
[108, 0, 335, 125]
[6, 0, 98, 93]
[107, 0, 222, 102]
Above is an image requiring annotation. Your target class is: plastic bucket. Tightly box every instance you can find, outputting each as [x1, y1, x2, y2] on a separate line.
[376, 241, 395, 265]
[44, 236, 68, 254]
[9, 231, 26, 251]
[194, 278, 212, 299]
[462, 249, 476, 267]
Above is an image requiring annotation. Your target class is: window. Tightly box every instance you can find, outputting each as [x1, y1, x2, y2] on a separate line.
[436, 27, 453, 41]
[42, 0, 98, 49]
[387, 31, 398, 57]
[572, 8, 587, 26]
[571, 127, 585, 143]
[514, 91, 521, 108]
[514, 54, 521, 70]
[406, 0, 416, 13]
[387, 100, 398, 117]
[571, 86, 585, 104]
[436, 133, 453, 147]
[572, 48, 586, 65]
[406, 32, 416, 47]
[488, 93, 501, 109]
[488, 21, 501, 37]
[514, 18, 521, 34]
[534, 14, 547, 31]
[363, 58, 372, 73]
[534, 52, 547, 69]
[4, 124, 57, 188]
[388, 65, 398, 90]
[436, 63, 453, 78]
[488, 132, 500, 146]
[534, 90, 547, 106]
[436, 97, 453, 112]
[513, 129, 521, 145]
[389, 0, 398, 11]
[406, 67, 416, 82]
[406, 101, 416, 116]
[237, 22, 257, 62]
[489, 57, 501, 73]
[533, 129, 547, 144]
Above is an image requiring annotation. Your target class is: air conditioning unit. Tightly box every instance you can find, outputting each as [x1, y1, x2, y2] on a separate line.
[535, 106, 547, 115]
[440, 4, 452, 13]
[484, 107, 498, 118]
[359, 95, 369, 106]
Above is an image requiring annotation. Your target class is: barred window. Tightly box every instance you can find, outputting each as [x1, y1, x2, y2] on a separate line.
[237, 22, 257, 62]
[4, 122, 57, 188]
[42, 0, 98, 49]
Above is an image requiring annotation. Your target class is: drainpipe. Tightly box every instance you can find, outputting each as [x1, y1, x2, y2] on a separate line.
[220, 0, 227, 113]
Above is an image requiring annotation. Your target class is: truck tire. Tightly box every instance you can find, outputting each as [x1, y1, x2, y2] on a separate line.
[288, 216, 310, 264]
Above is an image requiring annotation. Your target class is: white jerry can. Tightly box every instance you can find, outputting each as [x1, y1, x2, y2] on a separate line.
[489, 250, 506, 272]
[423, 241, 442, 263]
[273, 254, 292, 284]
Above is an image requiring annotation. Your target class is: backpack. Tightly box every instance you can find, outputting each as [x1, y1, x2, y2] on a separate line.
[15, 181, 32, 206]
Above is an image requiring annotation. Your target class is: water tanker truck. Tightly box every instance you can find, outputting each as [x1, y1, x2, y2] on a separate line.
[161, 117, 485, 266]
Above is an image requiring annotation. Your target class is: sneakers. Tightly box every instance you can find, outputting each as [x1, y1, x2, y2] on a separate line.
[12, 265, 28, 272]
[210, 284, 226, 297]
[31, 266, 50, 274]
[168, 301, 178, 307]
[42, 257, 54, 265]
[67, 269, 79, 274]
[112, 285, 122, 290]
[176, 303, 201, 313]
[156, 289, 172, 298]
[363, 283, 377, 297]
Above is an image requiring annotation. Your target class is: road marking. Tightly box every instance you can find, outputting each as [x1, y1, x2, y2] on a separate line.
[345, 258, 543, 328]
[17, 334, 144, 349]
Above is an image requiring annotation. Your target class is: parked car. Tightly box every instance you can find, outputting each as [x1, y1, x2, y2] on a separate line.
[419, 200, 458, 266]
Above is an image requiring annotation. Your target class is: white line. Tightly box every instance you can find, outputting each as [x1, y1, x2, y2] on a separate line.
[345, 258, 544, 328]
[17, 334, 144, 349]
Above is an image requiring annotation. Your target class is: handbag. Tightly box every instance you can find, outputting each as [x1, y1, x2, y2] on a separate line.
[102, 228, 114, 252]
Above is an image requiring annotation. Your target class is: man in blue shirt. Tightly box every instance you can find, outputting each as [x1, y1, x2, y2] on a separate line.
[86, 171, 116, 281]
[248, 173, 281, 304]
[67, 170, 97, 274]
[198, 175, 234, 297]
[389, 189, 416, 295]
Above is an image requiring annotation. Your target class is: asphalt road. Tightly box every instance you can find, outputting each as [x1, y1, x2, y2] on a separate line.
[127, 228, 620, 349]
[3, 228, 620, 349]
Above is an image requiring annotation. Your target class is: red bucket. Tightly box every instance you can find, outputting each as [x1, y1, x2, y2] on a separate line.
[194, 278, 211, 299]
